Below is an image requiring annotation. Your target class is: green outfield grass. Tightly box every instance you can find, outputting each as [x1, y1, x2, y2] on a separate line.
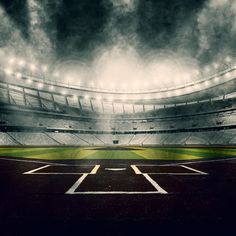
[0, 146, 236, 160]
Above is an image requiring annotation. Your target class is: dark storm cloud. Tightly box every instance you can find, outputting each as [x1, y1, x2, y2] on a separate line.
[1, 0, 236, 68]
[0, 0, 29, 39]
[56, 0, 110, 60]
[135, 0, 207, 58]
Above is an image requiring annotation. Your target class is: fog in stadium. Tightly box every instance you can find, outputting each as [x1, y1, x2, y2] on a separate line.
[1, 0, 236, 235]
[1, 0, 236, 89]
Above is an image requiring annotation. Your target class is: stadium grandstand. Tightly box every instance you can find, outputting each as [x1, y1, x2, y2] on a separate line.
[1, 58, 236, 146]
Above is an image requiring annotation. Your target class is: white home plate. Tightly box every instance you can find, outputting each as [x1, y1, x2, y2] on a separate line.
[105, 168, 127, 171]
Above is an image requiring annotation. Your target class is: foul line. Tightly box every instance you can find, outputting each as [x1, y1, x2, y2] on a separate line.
[0, 157, 67, 166]
[180, 165, 208, 175]
[23, 164, 50, 174]
[155, 157, 236, 167]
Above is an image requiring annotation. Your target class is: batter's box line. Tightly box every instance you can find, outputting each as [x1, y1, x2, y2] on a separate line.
[133, 164, 208, 175]
[66, 165, 167, 195]
[23, 165, 100, 175]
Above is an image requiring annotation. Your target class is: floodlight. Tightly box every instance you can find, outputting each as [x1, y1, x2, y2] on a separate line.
[121, 95, 127, 101]
[37, 83, 44, 89]
[4, 68, 12, 75]
[84, 95, 90, 100]
[27, 79, 32, 84]
[61, 90, 67, 95]
[29, 63, 36, 71]
[213, 63, 219, 69]
[49, 85, 54, 91]
[225, 56, 232, 63]
[53, 72, 59, 78]
[9, 57, 16, 64]
[174, 89, 182, 96]
[42, 65, 48, 72]
[89, 81, 95, 87]
[214, 76, 220, 83]
[18, 59, 26, 67]
[224, 72, 231, 79]
[108, 95, 114, 101]
[204, 80, 210, 88]
[15, 72, 22, 79]
[204, 66, 210, 72]
[96, 95, 102, 100]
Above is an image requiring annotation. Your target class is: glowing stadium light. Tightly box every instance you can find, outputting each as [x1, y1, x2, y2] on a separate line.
[204, 80, 210, 88]
[225, 56, 232, 63]
[224, 72, 231, 79]
[144, 81, 150, 88]
[204, 66, 210, 73]
[49, 85, 54, 91]
[8, 57, 16, 64]
[193, 69, 200, 76]
[185, 85, 194, 94]
[89, 81, 95, 88]
[184, 74, 191, 80]
[61, 90, 67, 95]
[108, 95, 114, 101]
[98, 82, 104, 89]
[132, 81, 139, 89]
[41, 65, 48, 72]
[213, 63, 219, 69]
[4, 68, 12, 76]
[106, 81, 114, 89]
[27, 78, 32, 84]
[174, 89, 182, 96]
[214, 76, 220, 83]
[18, 59, 26, 67]
[29, 63, 36, 71]
[121, 95, 127, 101]
[53, 72, 59, 78]
[37, 83, 44, 89]
[121, 83, 126, 90]
[96, 95, 102, 100]
[84, 94, 90, 100]
[144, 94, 151, 100]
[15, 72, 22, 79]
[155, 93, 163, 99]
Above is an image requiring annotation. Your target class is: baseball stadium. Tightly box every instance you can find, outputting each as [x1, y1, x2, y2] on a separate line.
[0, 0, 236, 235]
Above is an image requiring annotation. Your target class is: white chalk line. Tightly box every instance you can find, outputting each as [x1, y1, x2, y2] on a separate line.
[135, 157, 236, 167]
[0, 157, 67, 166]
[180, 165, 208, 175]
[66, 174, 88, 194]
[23, 164, 50, 174]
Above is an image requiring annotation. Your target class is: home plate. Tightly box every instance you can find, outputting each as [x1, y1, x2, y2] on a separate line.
[105, 168, 127, 171]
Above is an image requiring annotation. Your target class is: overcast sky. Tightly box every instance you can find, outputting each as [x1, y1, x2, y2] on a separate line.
[0, 0, 236, 87]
